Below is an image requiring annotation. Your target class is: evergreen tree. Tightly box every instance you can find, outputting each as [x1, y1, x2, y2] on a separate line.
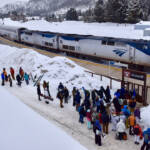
[66, 8, 78, 21]
[126, 0, 143, 23]
[94, 0, 105, 22]
[105, 0, 127, 23]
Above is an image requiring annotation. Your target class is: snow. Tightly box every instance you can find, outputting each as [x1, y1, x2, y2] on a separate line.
[0, 86, 87, 150]
[1, 18, 150, 40]
[141, 105, 150, 129]
[0, 39, 150, 150]
[0, 44, 120, 92]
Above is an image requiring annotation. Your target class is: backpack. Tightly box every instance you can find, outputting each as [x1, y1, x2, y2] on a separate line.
[134, 127, 139, 135]
[123, 132, 127, 140]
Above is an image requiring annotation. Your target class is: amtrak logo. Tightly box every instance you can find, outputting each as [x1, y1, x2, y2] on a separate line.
[113, 49, 127, 57]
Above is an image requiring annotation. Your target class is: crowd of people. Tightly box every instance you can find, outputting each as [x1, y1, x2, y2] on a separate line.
[52, 83, 150, 149]
[1, 67, 29, 87]
[1, 67, 150, 149]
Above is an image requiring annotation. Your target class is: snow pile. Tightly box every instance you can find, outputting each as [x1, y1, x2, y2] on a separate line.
[0, 86, 87, 150]
[1, 18, 147, 40]
[0, 44, 119, 92]
[141, 105, 150, 129]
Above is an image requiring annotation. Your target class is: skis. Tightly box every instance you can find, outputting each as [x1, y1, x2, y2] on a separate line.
[33, 74, 44, 87]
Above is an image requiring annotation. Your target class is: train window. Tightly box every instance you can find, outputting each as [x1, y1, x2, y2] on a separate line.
[69, 46, 75, 51]
[45, 42, 49, 46]
[53, 39, 55, 42]
[115, 42, 126, 47]
[49, 43, 53, 47]
[102, 40, 107, 45]
[60, 40, 63, 44]
[107, 41, 115, 46]
[63, 45, 69, 49]
[25, 32, 32, 36]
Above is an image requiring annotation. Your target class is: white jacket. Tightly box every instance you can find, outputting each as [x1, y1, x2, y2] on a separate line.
[116, 120, 126, 133]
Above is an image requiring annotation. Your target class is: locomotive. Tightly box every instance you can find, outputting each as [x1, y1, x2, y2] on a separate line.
[0, 25, 150, 71]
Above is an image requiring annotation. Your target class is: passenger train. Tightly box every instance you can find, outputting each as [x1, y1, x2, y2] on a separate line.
[0, 25, 150, 71]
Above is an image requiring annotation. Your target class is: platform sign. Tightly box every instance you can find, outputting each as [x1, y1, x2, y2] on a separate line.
[122, 68, 147, 106]
[123, 69, 146, 81]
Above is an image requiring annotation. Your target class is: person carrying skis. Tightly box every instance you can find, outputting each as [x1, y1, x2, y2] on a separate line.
[24, 73, 29, 85]
[10, 67, 15, 80]
[57, 90, 64, 108]
[8, 74, 12, 87]
[37, 82, 41, 101]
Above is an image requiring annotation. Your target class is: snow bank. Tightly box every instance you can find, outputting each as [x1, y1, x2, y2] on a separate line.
[1, 18, 147, 40]
[0, 44, 120, 92]
[0, 86, 87, 150]
[141, 105, 150, 129]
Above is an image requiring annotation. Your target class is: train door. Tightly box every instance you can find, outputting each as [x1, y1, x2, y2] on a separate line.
[129, 46, 135, 63]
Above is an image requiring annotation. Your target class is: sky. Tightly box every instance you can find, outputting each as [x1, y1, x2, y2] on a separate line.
[0, 0, 29, 7]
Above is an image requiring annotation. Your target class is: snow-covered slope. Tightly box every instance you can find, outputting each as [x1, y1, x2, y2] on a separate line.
[0, 86, 87, 150]
[1, 18, 148, 40]
[0, 0, 96, 15]
[0, 44, 119, 91]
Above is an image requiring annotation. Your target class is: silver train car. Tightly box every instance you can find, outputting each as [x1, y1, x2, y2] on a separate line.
[0, 25, 150, 68]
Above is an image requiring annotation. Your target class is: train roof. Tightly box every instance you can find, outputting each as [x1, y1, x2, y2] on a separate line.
[28, 29, 149, 44]
[0, 25, 26, 31]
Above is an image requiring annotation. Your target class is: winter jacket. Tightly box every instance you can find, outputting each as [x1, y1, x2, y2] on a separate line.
[1, 73, 4, 80]
[24, 73, 29, 81]
[16, 74, 21, 82]
[134, 124, 142, 136]
[128, 99, 136, 108]
[58, 83, 64, 91]
[143, 128, 150, 144]
[101, 112, 109, 124]
[116, 120, 126, 133]
[134, 108, 141, 119]
[94, 119, 102, 131]
[75, 90, 81, 104]
[121, 105, 130, 117]
[86, 110, 92, 121]
[37, 85, 41, 95]
[128, 115, 136, 126]
[113, 98, 121, 113]
[10, 68, 14, 75]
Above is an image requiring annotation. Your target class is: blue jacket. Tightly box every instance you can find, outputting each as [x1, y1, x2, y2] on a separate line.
[114, 91, 120, 99]
[122, 105, 130, 117]
[143, 128, 150, 143]
[1, 73, 4, 80]
[75, 90, 81, 104]
[24, 73, 29, 81]
[94, 119, 101, 131]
